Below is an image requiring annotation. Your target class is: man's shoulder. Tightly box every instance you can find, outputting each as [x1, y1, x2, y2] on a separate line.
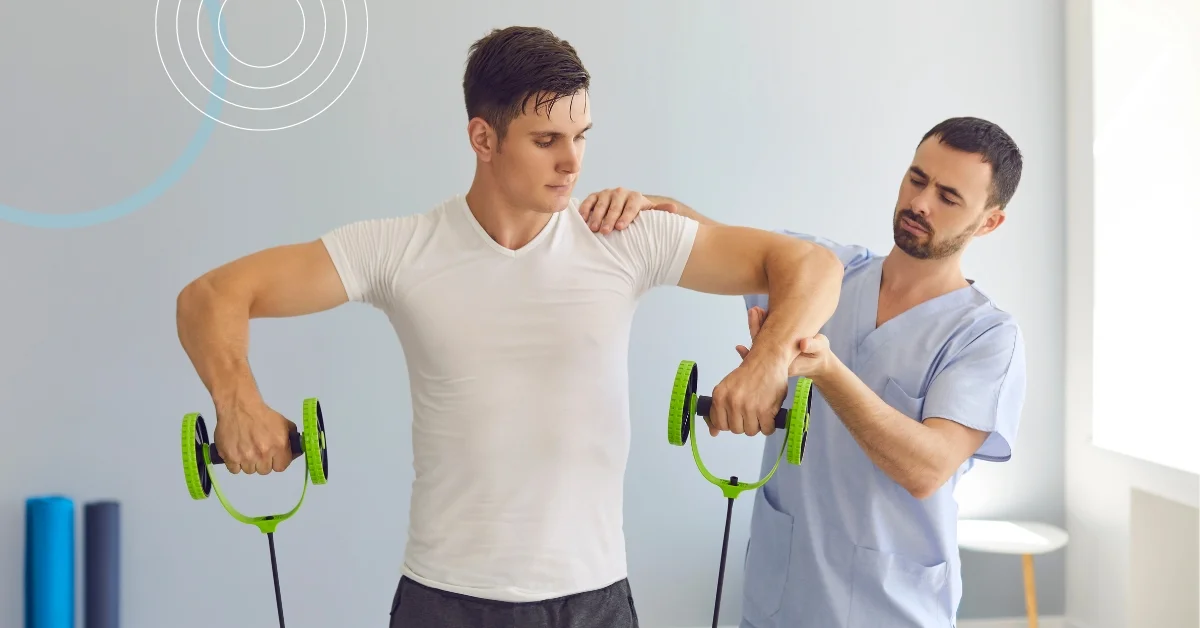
[325, 198, 457, 238]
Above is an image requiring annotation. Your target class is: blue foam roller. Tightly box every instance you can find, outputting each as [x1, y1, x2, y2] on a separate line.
[24, 496, 74, 628]
[85, 501, 120, 628]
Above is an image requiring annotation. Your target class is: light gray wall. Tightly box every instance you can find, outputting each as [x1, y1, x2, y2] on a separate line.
[0, 1, 1065, 626]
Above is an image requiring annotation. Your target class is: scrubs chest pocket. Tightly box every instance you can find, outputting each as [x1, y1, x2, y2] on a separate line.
[882, 378, 925, 422]
[742, 493, 793, 622]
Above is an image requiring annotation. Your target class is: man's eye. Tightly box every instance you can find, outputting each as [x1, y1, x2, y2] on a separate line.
[535, 139, 553, 148]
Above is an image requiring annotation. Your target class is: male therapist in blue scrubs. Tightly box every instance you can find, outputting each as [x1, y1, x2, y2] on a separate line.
[579, 116, 1028, 626]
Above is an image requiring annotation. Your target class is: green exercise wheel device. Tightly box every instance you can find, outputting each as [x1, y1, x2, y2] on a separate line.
[668, 359, 811, 628]
[180, 397, 328, 628]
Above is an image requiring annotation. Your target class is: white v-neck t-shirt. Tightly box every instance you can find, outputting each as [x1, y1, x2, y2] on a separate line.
[320, 195, 699, 602]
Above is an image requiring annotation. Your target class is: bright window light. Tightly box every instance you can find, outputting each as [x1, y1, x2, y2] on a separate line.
[1092, 0, 1200, 475]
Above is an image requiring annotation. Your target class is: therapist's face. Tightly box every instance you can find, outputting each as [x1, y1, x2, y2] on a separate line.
[892, 137, 1006, 260]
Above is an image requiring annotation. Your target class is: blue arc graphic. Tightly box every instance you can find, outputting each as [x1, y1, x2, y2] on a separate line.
[0, 0, 227, 229]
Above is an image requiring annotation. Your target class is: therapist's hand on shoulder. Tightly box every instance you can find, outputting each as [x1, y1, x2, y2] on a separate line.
[578, 187, 677, 233]
[737, 306, 833, 380]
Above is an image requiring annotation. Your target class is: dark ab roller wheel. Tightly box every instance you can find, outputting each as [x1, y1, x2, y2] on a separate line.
[179, 397, 328, 628]
[667, 360, 812, 628]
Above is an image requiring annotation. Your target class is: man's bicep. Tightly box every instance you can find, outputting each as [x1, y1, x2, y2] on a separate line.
[676, 224, 775, 295]
[187, 239, 350, 320]
[922, 323, 1027, 462]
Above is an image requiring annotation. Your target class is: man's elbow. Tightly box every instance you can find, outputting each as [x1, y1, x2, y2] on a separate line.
[777, 240, 843, 303]
[177, 271, 247, 323]
[771, 238, 841, 280]
[177, 276, 214, 318]
[807, 242, 844, 286]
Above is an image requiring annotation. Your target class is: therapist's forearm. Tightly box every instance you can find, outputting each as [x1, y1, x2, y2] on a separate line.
[644, 195, 723, 226]
[811, 355, 956, 499]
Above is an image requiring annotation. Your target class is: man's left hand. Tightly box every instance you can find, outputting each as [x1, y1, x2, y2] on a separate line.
[579, 187, 677, 233]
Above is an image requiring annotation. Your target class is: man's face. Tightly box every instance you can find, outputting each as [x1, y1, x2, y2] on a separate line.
[488, 90, 591, 214]
[891, 137, 1005, 260]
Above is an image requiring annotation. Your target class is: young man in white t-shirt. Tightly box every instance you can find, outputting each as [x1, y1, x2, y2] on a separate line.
[175, 25, 844, 628]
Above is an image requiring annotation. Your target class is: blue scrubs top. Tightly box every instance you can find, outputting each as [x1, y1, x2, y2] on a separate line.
[739, 231, 1027, 628]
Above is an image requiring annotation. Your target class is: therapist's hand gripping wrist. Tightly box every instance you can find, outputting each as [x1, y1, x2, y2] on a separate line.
[706, 306, 835, 439]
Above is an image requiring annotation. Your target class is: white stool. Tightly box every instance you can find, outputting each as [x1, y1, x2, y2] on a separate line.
[957, 519, 1069, 628]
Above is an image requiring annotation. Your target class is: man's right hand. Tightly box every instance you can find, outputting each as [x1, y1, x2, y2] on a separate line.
[176, 238, 349, 475]
[212, 398, 300, 475]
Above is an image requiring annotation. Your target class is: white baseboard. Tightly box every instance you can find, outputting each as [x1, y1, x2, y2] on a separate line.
[684, 616, 1068, 628]
[958, 616, 1067, 628]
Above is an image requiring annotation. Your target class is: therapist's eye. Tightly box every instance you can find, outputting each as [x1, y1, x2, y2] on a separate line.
[909, 177, 925, 187]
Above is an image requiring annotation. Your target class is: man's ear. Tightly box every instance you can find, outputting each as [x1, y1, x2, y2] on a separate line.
[974, 208, 1006, 236]
[468, 117, 498, 161]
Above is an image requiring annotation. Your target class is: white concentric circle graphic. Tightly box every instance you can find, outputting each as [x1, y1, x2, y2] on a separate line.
[201, 0, 326, 90]
[156, 0, 368, 132]
[218, 0, 306, 70]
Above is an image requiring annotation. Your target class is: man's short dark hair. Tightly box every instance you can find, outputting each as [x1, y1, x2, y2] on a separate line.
[921, 116, 1023, 209]
[463, 26, 590, 143]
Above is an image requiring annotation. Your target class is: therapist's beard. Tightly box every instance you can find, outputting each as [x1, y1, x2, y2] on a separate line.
[892, 209, 973, 260]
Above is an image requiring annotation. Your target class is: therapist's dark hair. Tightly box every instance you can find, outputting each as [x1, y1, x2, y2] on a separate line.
[463, 26, 590, 144]
[921, 117, 1023, 210]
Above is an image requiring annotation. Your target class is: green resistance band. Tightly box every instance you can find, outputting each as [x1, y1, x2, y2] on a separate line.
[667, 360, 811, 628]
[180, 397, 328, 628]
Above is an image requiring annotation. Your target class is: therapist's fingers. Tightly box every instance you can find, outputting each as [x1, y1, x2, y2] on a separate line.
[799, 334, 829, 355]
[585, 192, 612, 231]
[747, 307, 765, 338]
[579, 192, 602, 224]
[599, 190, 630, 233]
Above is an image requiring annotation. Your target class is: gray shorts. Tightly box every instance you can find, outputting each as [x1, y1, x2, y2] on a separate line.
[388, 576, 640, 628]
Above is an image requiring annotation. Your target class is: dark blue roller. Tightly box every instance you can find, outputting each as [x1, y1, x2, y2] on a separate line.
[84, 501, 120, 628]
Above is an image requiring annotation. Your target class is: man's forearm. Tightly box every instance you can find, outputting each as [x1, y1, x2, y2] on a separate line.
[645, 195, 723, 226]
[176, 277, 263, 409]
[811, 356, 955, 499]
[744, 242, 842, 366]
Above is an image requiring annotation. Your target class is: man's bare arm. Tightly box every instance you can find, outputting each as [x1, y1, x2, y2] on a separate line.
[175, 240, 348, 406]
[678, 223, 843, 369]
